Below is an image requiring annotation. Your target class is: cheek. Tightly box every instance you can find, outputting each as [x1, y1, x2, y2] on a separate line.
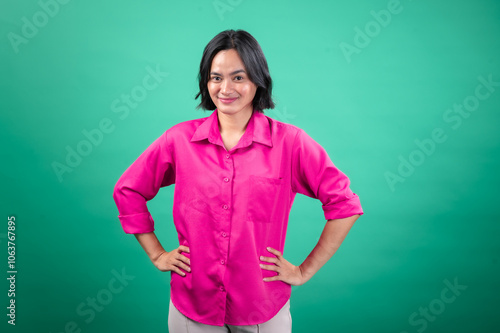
[241, 84, 257, 99]
[207, 83, 218, 96]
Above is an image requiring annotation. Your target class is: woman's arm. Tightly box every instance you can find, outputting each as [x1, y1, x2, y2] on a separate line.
[298, 214, 359, 283]
[261, 214, 360, 286]
[135, 232, 191, 277]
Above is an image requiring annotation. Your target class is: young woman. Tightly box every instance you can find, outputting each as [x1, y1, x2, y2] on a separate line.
[113, 29, 363, 333]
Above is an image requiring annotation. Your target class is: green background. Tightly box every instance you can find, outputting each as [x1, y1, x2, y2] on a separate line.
[1, 0, 499, 332]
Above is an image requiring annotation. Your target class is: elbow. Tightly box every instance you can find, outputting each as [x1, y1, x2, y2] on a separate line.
[112, 178, 126, 206]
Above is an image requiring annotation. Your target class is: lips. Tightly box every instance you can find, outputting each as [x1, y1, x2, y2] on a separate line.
[219, 97, 238, 104]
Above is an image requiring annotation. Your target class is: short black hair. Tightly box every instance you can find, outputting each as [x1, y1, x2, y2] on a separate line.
[195, 29, 275, 113]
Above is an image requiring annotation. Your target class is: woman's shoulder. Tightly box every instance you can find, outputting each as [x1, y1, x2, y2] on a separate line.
[263, 112, 303, 137]
[163, 112, 211, 136]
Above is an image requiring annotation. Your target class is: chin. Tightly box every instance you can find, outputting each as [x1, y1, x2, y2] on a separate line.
[216, 105, 238, 114]
[217, 104, 253, 115]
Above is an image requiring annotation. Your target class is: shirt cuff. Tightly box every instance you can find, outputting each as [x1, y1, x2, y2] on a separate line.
[118, 212, 155, 234]
[322, 194, 364, 221]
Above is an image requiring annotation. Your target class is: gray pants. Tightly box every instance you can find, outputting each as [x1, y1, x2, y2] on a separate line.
[168, 298, 292, 333]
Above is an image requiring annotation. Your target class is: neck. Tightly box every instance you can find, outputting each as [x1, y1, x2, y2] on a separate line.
[217, 107, 254, 135]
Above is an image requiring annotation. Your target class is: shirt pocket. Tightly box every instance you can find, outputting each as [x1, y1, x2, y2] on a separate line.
[247, 175, 283, 223]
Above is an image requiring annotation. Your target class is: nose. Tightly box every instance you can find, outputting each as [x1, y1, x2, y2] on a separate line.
[220, 79, 234, 95]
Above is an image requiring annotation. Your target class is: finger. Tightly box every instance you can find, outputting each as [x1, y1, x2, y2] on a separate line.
[266, 247, 282, 257]
[263, 275, 281, 282]
[260, 256, 278, 264]
[260, 263, 278, 271]
[178, 254, 191, 266]
[171, 266, 186, 276]
[178, 245, 190, 253]
[175, 260, 191, 272]
[173, 251, 190, 264]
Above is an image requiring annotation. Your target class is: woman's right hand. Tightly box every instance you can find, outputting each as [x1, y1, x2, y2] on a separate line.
[152, 245, 191, 276]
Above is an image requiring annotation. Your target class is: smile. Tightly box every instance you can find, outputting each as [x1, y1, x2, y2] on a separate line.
[219, 97, 238, 104]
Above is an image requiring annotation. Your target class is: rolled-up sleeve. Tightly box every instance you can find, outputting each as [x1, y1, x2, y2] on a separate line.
[112, 131, 175, 234]
[291, 128, 363, 220]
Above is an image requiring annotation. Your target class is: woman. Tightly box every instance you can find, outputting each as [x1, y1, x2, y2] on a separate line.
[113, 29, 363, 332]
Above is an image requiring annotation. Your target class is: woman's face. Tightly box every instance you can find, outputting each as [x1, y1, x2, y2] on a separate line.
[207, 48, 257, 117]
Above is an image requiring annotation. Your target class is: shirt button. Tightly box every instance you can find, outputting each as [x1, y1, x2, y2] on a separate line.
[219, 286, 225, 292]
[221, 232, 227, 237]
[225, 154, 230, 159]
[220, 260, 225, 265]
[223, 177, 229, 182]
[222, 204, 228, 210]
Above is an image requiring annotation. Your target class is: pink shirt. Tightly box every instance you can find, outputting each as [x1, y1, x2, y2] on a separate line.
[113, 109, 363, 326]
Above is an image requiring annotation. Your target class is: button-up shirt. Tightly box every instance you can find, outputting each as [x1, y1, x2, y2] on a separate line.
[113, 109, 363, 326]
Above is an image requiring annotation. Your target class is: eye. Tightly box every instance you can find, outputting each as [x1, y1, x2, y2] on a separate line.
[211, 76, 221, 81]
[234, 76, 244, 81]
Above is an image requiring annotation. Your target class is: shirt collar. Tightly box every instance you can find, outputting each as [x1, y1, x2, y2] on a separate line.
[190, 109, 273, 149]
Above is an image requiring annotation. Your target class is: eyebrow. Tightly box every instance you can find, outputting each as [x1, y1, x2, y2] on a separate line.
[210, 69, 246, 76]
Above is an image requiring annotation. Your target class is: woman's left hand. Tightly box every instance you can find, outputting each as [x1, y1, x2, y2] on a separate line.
[260, 247, 306, 286]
